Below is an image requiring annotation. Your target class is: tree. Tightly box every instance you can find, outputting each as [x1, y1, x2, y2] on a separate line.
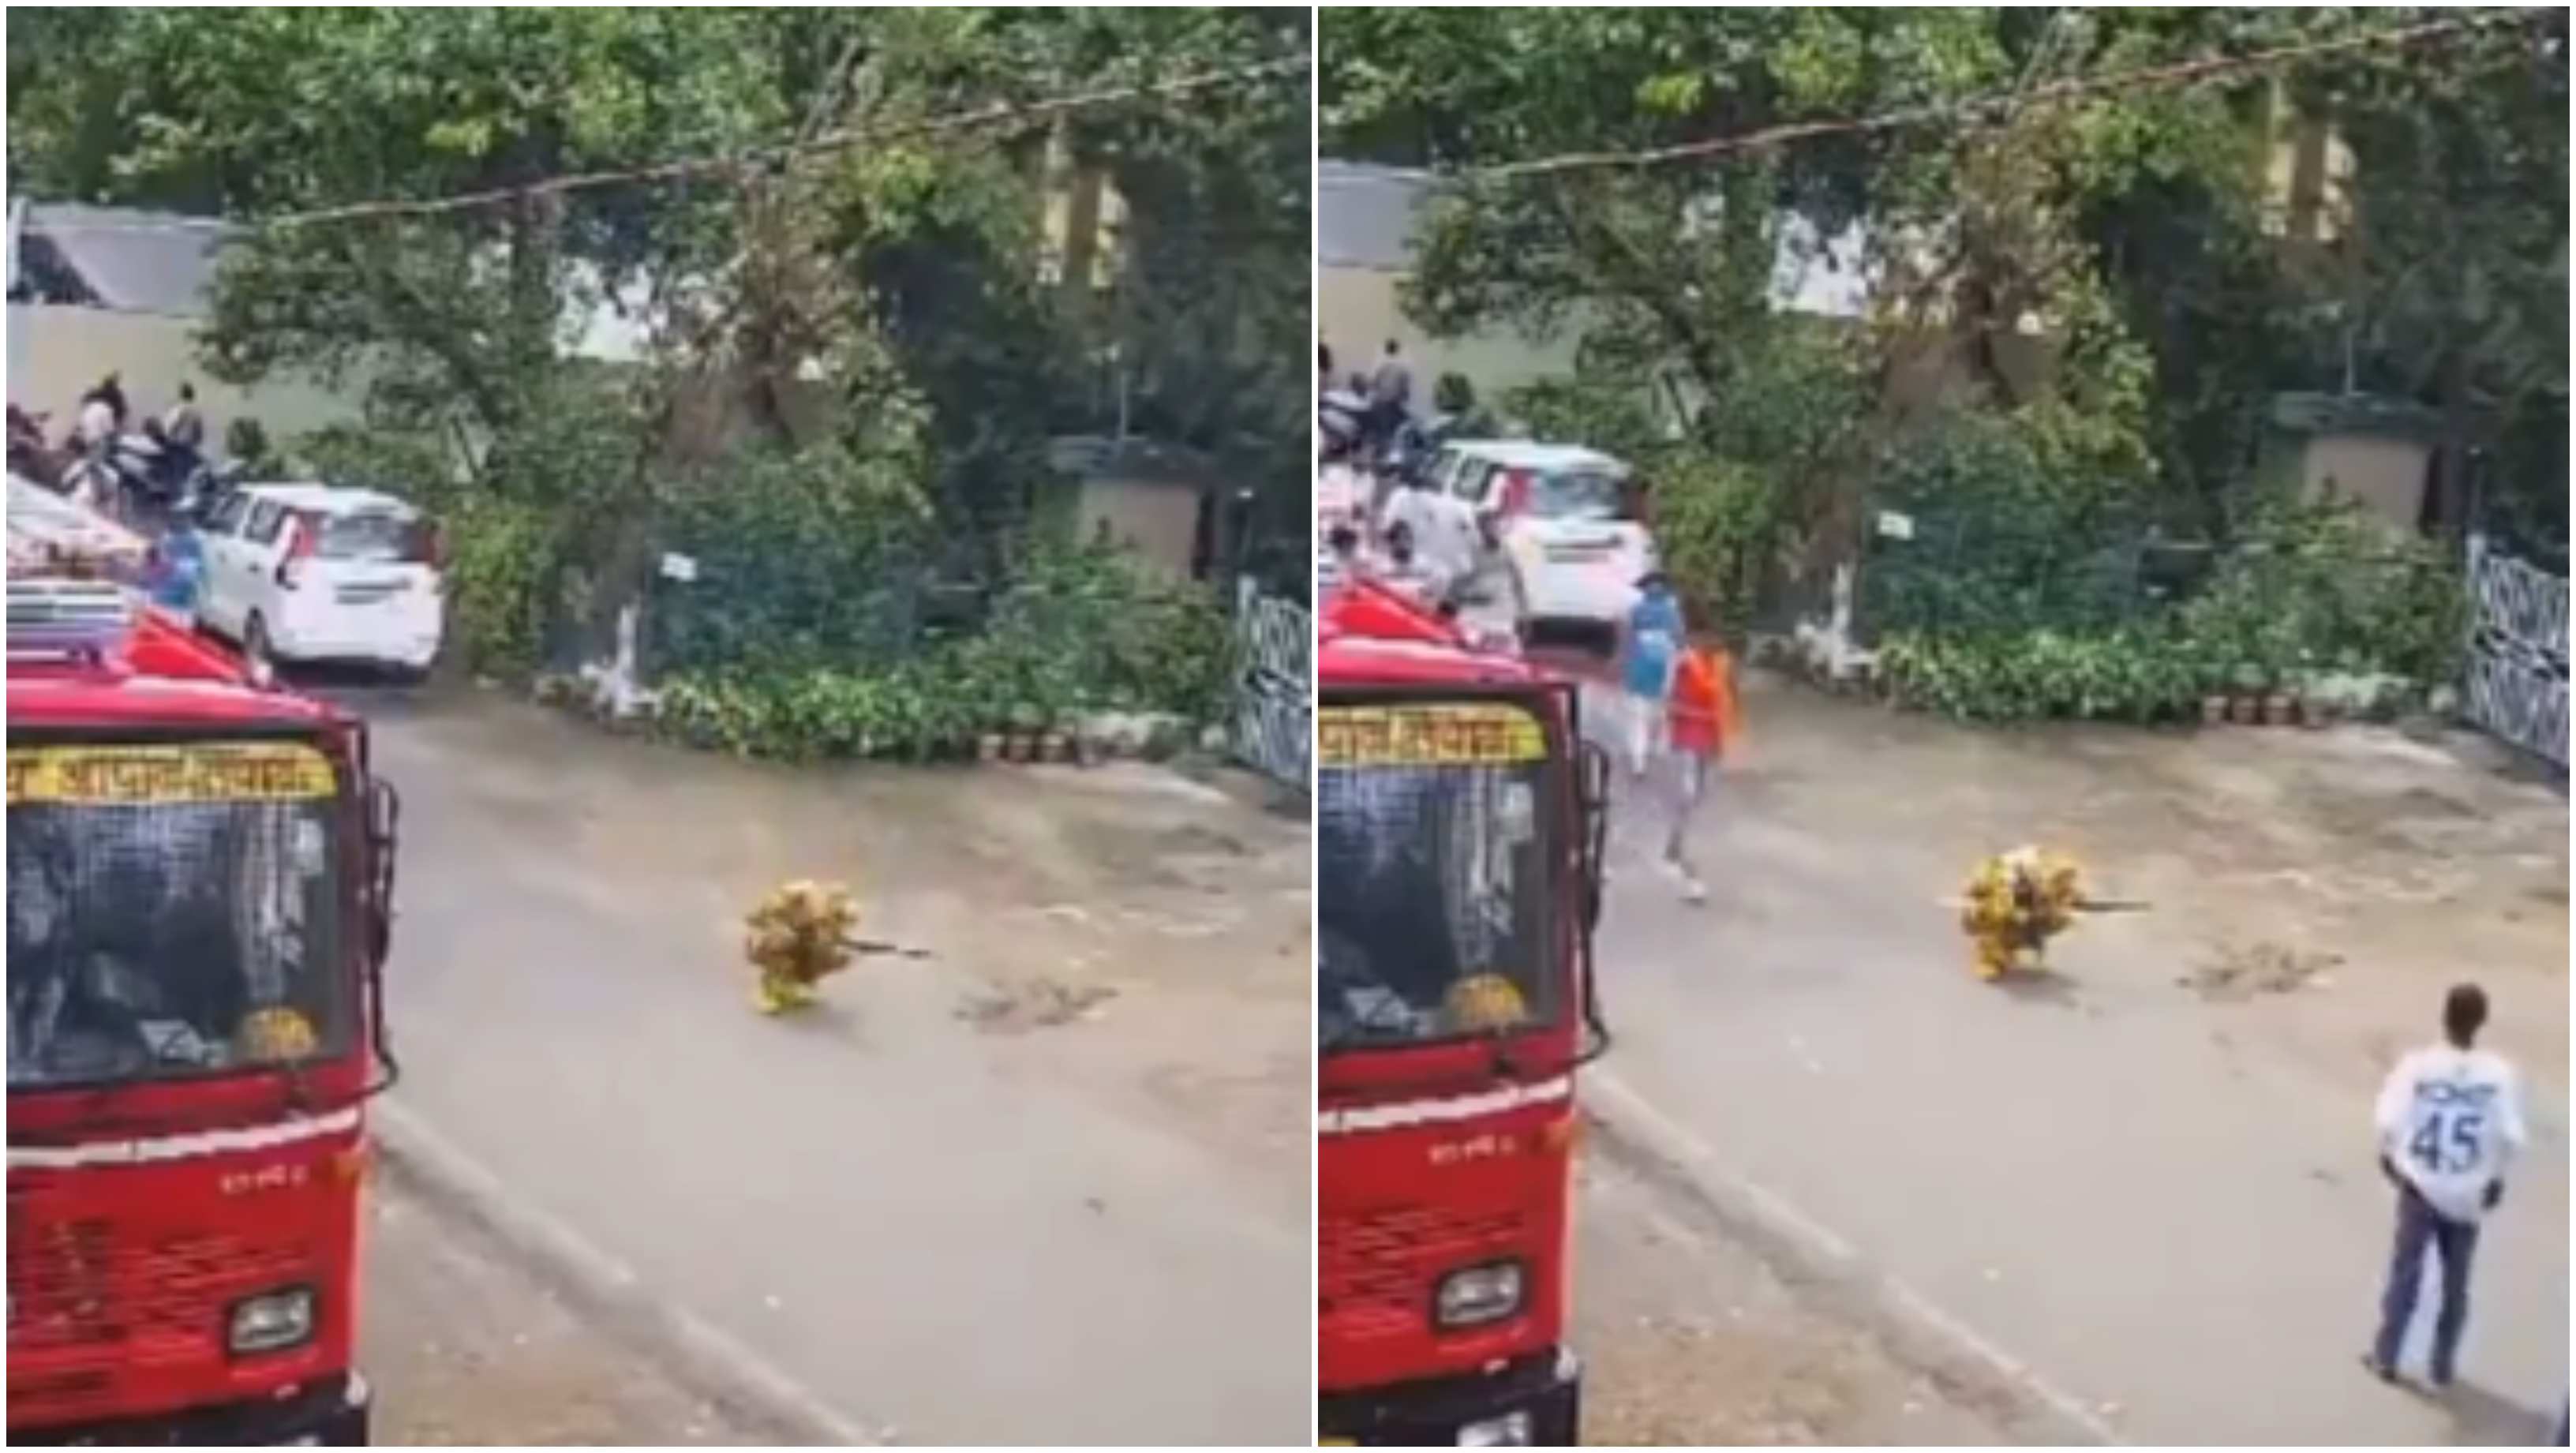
[2299, 9, 2567, 546]
[9, 7, 1312, 650]
[1323, 9, 2000, 403]
[1320, 9, 2020, 613]
[1321, 6, 2566, 562]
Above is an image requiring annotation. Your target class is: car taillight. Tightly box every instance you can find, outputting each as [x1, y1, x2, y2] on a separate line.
[276, 515, 319, 589]
[415, 522, 447, 571]
[1501, 470, 1532, 517]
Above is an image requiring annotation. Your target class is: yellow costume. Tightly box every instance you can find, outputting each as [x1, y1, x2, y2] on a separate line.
[1444, 972, 1531, 1033]
[743, 879, 859, 1013]
[1960, 846, 2087, 980]
[236, 1006, 318, 1061]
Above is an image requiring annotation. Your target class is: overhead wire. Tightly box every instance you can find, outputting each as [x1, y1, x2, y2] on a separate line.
[264, 53, 1310, 229]
[9, 51, 1308, 241]
[1462, 9, 2548, 182]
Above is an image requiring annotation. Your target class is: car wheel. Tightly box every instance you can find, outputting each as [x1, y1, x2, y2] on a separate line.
[1507, 564, 1536, 642]
[242, 611, 279, 687]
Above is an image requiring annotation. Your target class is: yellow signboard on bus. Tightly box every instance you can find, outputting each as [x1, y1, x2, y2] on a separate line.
[1317, 703, 1547, 767]
[6, 742, 339, 804]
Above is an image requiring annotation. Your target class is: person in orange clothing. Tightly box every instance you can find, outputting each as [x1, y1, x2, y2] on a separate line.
[1660, 638, 1739, 903]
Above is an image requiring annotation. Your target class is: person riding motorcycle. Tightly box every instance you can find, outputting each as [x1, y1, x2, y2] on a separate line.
[1320, 384, 1370, 464]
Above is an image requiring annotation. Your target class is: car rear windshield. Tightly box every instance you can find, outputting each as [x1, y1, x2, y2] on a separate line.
[305, 508, 429, 564]
[1528, 467, 1623, 521]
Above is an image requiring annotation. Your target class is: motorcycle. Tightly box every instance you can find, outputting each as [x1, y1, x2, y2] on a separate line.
[59, 428, 217, 533]
[62, 432, 153, 519]
[178, 455, 249, 523]
[1380, 414, 1462, 488]
[1319, 387, 1369, 463]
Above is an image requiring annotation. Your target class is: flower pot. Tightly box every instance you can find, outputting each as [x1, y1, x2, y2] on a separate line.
[2262, 694, 2295, 727]
[2229, 695, 2263, 725]
[977, 734, 1002, 763]
[2297, 695, 2331, 728]
[2200, 696, 2229, 726]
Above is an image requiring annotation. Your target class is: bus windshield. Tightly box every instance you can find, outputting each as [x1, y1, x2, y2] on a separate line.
[1317, 702, 1559, 1050]
[7, 742, 350, 1091]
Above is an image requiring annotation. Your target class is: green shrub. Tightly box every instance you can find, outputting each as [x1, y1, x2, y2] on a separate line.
[224, 416, 274, 471]
[290, 425, 457, 503]
[1651, 452, 1780, 638]
[1877, 496, 2466, 725]
[440, 496, 560, 675]
[2177, 497, 2465, 689]
[657, 657, 979, 762]
[1860, 409, 2151, 640]
[651, 545, 1236, 762]
[990, 546, 1238, 721]
[1878, 625, 2208, 722]
[1500, 374, 1671, 461]
[650, 444, 934, 676]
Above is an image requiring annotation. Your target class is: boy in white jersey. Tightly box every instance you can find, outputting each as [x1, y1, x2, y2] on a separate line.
[2363, 983, 2527, 1387]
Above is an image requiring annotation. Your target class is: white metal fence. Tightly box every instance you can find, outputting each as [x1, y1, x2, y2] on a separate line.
[2463, 534, 2569, 767]
[1230, 576, 1311, 789]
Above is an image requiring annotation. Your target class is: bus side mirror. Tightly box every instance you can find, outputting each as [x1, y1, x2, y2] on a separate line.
[366, 778, 400, 966]
[1571, 739, 1616, 1064]
[1578, 742, 1612, 934]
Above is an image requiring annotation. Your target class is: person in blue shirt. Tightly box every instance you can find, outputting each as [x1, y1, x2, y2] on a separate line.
[1619, 571, 1685, 778]
[144, 519, 208, 622]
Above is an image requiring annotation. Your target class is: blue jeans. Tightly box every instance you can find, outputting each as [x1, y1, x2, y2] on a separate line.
[2372, 1185, 2480, 1381]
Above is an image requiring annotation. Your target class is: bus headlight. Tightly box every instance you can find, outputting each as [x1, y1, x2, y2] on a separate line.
[1458, 1410, 1533, 1446]
[227, 1285, 316, 1355]
[1434, 1260, 1525, 1329]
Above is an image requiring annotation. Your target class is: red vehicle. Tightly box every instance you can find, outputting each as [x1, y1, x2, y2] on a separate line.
[7, 578, 399, 1444]
[1317, 579, 1609, 1447]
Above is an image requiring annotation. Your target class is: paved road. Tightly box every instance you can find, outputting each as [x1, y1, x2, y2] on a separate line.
[335, 680, 1310, 1446]
[1577, 1137, 2016, 1446]
[367, 1160, 779, 1445]
[1568, 665, 2568, 1445]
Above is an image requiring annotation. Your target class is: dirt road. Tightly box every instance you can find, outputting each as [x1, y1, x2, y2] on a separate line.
[337, 680, 1310, 1445]
[1575, 665, 2567, 1444]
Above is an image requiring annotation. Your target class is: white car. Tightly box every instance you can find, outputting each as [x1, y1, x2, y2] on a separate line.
[1430, 440, 1655, 646]
[196, 483, 445, 676]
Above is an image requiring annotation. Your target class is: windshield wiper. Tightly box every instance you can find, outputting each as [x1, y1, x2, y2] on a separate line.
[139, 1021, 223, 1069]
[1320, 983, 1425, 1052]
[1474, 1021, 1530, 1080]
